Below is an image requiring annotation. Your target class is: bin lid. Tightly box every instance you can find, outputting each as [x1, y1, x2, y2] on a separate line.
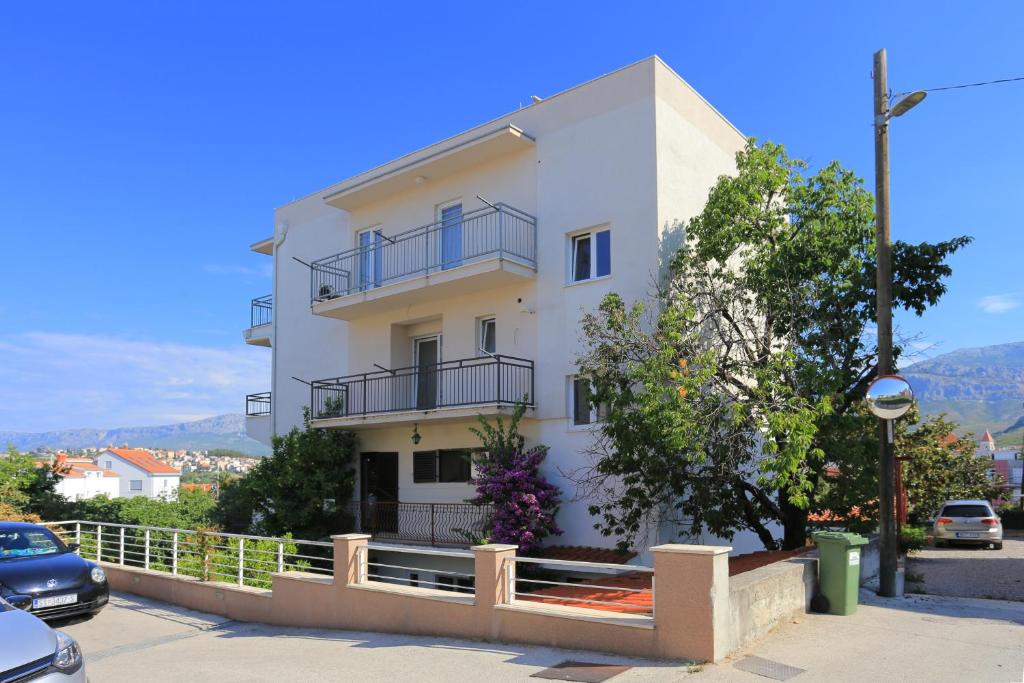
[812, 531, 869, 547]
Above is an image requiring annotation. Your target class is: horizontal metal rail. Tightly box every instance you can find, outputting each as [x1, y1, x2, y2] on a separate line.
[504, 556, 654, 617]
[355, 544, 476, 594]
[250, 294, 272, 328]
[41, 521, 333, 589]
[311, 355, 533, 420]
[246, 392, 271, 416]
[310, 203, 536, 303]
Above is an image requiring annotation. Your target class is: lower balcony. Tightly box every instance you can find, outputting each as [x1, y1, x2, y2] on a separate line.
[344, 501, 492, 547]
[245, 392, 272, 446]
[310, 355, 534, 427]
[243, 294, 272, 347]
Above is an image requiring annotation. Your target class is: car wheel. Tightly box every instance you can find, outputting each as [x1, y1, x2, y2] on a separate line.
[933, 540, 946, 548]
[993, 542, 1003, 551]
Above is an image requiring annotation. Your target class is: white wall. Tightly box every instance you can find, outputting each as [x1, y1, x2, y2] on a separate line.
[97, 451, 180, 499]
[55, 471, 119, 502]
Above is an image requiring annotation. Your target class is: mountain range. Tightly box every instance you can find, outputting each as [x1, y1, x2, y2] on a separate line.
[903, 341, 1024, 447]
[0, 414, 271, 456]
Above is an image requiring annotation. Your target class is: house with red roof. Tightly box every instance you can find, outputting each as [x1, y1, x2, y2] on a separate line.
[52, 454, 120, 501]
[96, 448, 181, 499]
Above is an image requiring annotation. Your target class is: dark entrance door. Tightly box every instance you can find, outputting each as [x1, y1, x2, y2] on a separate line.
[360, 452, 399, 534]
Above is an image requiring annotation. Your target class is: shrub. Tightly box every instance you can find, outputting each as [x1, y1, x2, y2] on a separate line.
[900, 526, 927, 554]
[997, 505, 1024, 530]
[470, 402, 562, 554]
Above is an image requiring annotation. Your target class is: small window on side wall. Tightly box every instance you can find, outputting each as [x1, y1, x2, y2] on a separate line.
[570, 229, 611, 282]
[570, 376, 609, 426]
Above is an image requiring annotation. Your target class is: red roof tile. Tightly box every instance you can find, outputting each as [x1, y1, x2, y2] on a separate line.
[104, 448, 179, 475]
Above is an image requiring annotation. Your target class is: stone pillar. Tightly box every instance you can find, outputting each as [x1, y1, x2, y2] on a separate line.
[651, 544, 731, 662]
[472, 543, 518, 634]
[332, 533, 371, 587]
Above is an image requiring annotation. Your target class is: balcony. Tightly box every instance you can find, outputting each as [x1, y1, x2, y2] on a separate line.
[310, 355, 533, 427]
[245, 392, 271, 446]
[243, 294, 272, 347]
[345, 501, 492, 547]
[246, 392, 271, 416]
[310, 204, 536, 320]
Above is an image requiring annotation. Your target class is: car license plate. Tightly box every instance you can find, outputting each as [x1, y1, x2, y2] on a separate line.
[32, 594, 77, 609]
[956, 532, 979, 539]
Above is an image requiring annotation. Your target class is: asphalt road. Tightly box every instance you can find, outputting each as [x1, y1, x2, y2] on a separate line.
[907, 533, 1024, 601]
[55, 590, 1024, 682]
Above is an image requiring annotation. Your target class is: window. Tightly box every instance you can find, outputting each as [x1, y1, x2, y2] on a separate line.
[104, 461, 112, 469]
[478, 317, 496, 355]
[438, 450, 472, 483]
[570, 377, 609, 426]
[413, 449, 473, 483]
[570, 229, 611, 282]
[129, 480, 143, 491]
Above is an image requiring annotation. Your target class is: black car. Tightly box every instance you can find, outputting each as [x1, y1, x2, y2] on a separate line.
[0, 522, 109, 620]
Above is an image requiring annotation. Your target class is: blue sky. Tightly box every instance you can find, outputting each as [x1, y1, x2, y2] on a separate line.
[1, 2, 1022, 432]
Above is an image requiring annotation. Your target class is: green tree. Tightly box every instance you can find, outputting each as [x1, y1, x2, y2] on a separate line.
[0, 445, 64, 518]
[576, 140, 970, 550]
[220, 408, 357, 540]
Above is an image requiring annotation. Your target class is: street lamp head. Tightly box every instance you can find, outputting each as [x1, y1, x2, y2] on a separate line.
[891, 90, 927, 117]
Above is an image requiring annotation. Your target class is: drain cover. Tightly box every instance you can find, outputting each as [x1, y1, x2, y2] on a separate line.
[733, 655, 805, 680]
[531, 661, 632, 682]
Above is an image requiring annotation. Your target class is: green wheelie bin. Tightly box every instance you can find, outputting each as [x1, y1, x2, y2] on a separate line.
[812, 531, 868, 615]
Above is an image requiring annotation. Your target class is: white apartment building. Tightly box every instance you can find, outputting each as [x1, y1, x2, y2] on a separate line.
[96, 448, 181, 499]
[243, 57, 769, 554]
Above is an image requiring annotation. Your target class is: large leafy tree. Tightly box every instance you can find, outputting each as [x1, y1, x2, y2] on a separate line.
[576, 140, 970, 550]
[216, 409, 357, 540]
[0, 445, 65, 519]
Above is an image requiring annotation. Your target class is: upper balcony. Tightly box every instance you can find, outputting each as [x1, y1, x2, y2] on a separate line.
[243, 295, 272, 346]
[309, 355, 534, 428]
[309, 204, 536, 320]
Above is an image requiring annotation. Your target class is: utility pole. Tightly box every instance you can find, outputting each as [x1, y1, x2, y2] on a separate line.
[873, 48, 899, 597]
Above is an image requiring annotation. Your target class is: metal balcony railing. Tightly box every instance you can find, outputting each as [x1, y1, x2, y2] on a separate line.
[245, 392, 271, 416]
[310, 204, 536, 303]
[310, 355, 533, 420]
[345, 501, 492, 546]
[250, 294, 272, 327]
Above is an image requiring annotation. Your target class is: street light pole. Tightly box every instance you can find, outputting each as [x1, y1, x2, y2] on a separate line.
[873, 47, 898, 597]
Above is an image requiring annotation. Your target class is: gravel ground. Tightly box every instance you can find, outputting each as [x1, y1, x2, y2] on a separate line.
[907, 532, 1024, 601]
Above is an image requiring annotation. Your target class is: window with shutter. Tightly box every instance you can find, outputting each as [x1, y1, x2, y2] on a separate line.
[413, 451, 438, 483]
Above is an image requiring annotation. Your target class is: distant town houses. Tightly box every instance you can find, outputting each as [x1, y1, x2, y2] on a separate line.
[31, 445, 262, 502]
[974, 430, 1023, 506]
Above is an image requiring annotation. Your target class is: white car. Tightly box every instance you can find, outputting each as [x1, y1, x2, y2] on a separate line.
[932, 500, 1003, 550]
[0, 595, 86, 681]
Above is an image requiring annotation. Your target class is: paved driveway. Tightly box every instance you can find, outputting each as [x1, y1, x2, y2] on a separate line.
[907, 533, 1024, 601]
[54, 590, 1024, 682]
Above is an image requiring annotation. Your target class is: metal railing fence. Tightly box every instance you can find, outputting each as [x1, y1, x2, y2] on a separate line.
[310, 204, 536, 303]
[311, 355, 533, 420]
[245, 392, 271, 416]
[344, 501, 492, 546]
[250, 294, 272, 328]
[356, 543, 477, 594]
[41, 521, 332, 590]
[504, 556, 655, 617]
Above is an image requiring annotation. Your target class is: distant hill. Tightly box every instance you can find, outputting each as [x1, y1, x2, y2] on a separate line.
[903, 341, 1024, 446]
[0, 414, 271, 456]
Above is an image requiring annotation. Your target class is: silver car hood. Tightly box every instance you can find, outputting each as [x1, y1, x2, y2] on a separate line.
[0, 608, 56, 669]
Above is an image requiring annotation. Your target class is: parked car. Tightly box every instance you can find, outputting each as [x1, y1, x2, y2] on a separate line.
[0, 521, 109, 619]
[932, 500, 1003, 550]
[0, 595, 86, 681]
